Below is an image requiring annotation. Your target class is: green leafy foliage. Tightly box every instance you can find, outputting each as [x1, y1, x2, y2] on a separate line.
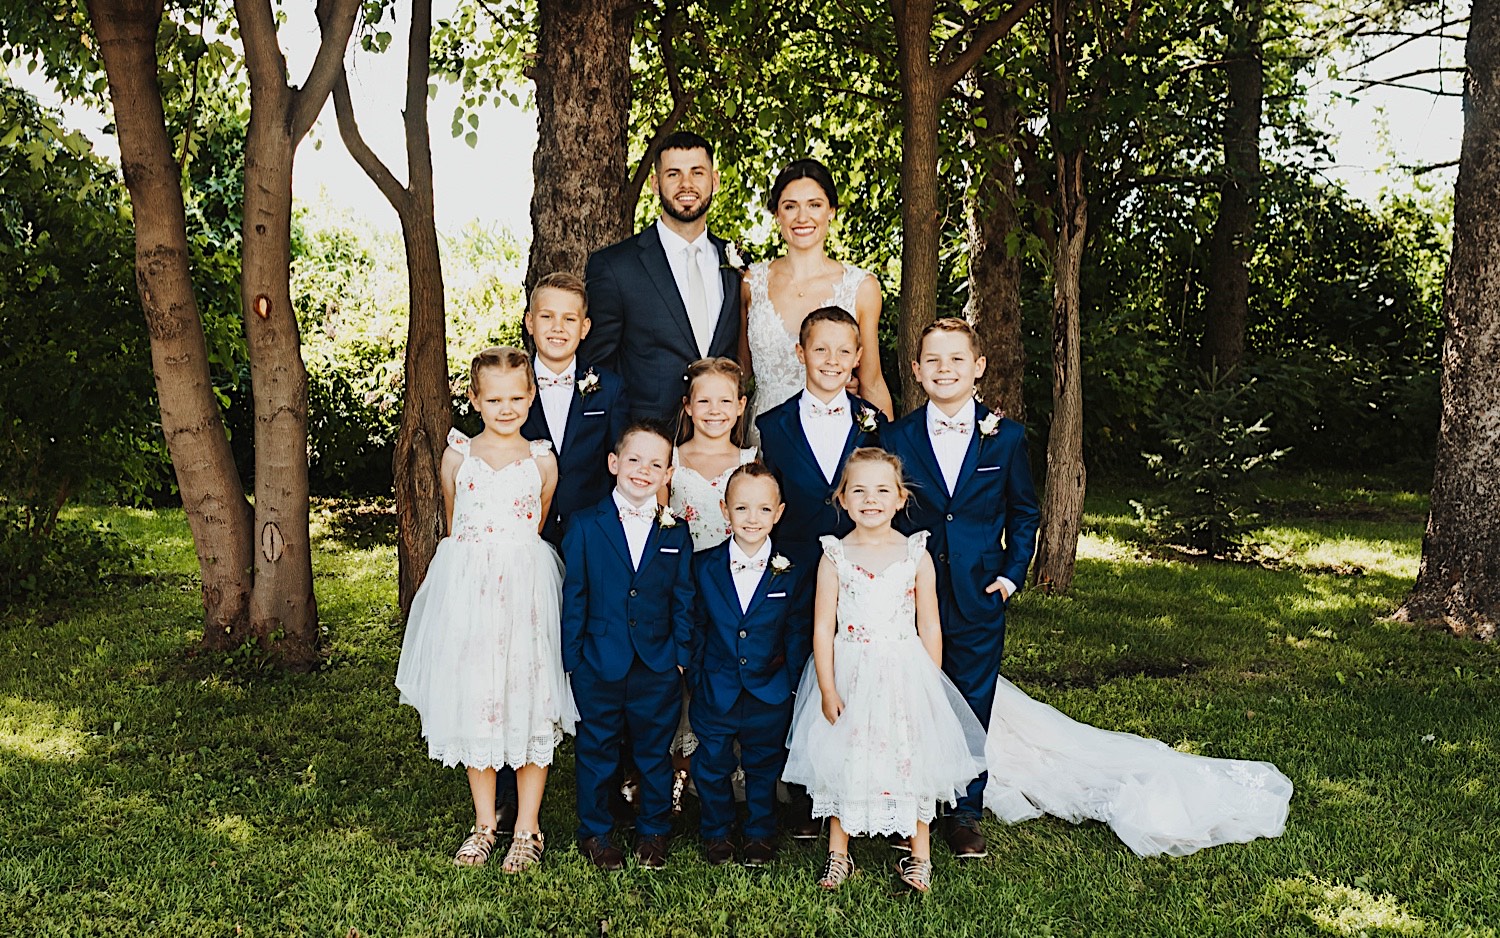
[1132, 371, 1288, 556]
[0, 506, 131, 607]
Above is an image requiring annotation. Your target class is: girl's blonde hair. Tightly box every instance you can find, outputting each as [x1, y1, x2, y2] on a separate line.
[834, 447, 911, 504]
[469, 346, 535, 396]
[676, 357, 748, 447]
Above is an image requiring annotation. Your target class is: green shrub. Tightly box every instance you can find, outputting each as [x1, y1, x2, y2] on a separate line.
[1132, 371, 1287, 556]
[0, 505, 132, 607]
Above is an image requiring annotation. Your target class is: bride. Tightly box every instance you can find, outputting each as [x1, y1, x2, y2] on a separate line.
[740, 159, 895, 425]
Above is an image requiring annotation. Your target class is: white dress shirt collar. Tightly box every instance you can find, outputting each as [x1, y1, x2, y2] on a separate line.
[728, 538, 773, 613]
[656, 218, 712, 258]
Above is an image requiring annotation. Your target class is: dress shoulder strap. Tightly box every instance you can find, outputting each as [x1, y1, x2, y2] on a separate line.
[446, 428, 471, 452]
[528, 438, 554, 458]
[738, 447, 758, 465]
[819, 534, 845, 565]
[906, 530, 930, 561]
[747, 260, 772, 303]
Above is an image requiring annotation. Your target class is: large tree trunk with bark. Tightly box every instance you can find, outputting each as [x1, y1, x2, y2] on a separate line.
[88, 0, 255, 646]
[965, 74, 1026, 422]
[1396, 0, 1500, 641]
[1200, 0, 1262, 374]
[525, 0, 635, 295]
[1034, 148, 1087, 593]
[895, 4, 945, 412]
[333, 0, 450, 616]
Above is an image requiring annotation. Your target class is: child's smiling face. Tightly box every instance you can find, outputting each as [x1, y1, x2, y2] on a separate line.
[525, 286, 591, 371]
[797, 319, 861, 399]
[838, 459, 906, 530]
[470, 366, 534, 437]
[684, 372, 745, 441]
[913, 329, 986, 411]
[608, 429, 673, 505]
[723, 473, 784, 550]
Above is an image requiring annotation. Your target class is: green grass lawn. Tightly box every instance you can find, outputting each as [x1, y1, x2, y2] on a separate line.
[2, 481, 1497, 937]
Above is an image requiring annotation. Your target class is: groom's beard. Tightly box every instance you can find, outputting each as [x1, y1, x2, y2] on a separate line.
[658, 189, 714, 224]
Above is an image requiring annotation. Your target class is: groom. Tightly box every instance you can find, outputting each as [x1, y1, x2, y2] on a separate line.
[582, 131, 742, 422]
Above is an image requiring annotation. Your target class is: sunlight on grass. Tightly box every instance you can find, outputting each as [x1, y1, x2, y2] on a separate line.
[1076, 531, 1143, 564]
[1255, 524, 1420, 579]
[0, 696, 89, 762]
[209, 814, 256, 844]
[1270, 876, 1427, 935]
[1302, 777, 1382, 808]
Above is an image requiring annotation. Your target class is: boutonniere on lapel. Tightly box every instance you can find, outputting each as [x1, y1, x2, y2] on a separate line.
[576, 368, 601, 397]
[978, 413, 1003, 437]
[657, 506, 680, 528]
[720, 241, 747, 273]
[855, 406, 879, 434]
[769, 554, 793, 577]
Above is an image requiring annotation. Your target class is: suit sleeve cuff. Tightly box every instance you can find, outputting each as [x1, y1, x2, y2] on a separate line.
[997, 576, 1018, 599]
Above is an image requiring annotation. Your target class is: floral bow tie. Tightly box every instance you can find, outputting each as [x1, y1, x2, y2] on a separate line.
[618, 504, 655, 523]
[731, 557, 768, 573]
[932, 417, 973, 436]
[806, 401, 846, 418]
[538, 372, 575, 389]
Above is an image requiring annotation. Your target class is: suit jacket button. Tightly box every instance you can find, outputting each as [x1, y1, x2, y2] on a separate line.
[628, 619, 636, 627]
[739, 657, 748, 665]
[946, 513, 954, 521]
[738, 630, 747, 638]
[629, 588, 638, 597]
[938, 553, 947, 562]
[824, 497, 832, 506]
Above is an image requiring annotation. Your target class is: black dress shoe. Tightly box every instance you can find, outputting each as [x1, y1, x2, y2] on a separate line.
[944, 816, 987, 859]
[494, 801, 518, 836]
[741, 838, 777, 867]
[703, 838, 736, 866]
[635, 834, 671, 870]
[578, 836, 625, 871]
[787, 810, 822, 840]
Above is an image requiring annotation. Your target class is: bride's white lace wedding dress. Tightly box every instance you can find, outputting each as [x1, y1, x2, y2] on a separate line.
[745, 260, 871, 428]
[984, 678, 1293, 857]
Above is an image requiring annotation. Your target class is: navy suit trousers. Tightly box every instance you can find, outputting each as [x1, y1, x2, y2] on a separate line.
[573, 655, 680, 841]
[690, 688, 792, 840]
[937, 568, 1006, 821]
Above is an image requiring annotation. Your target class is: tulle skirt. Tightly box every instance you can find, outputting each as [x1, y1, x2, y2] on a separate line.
[984, 675, 1293, 857]
[395, 536, 578, 770]
[783, 636, 988, 837]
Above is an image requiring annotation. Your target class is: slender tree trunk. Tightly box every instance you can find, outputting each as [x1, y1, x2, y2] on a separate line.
[526, 0, 634, 295]
[88, 0, 255, 646]
[895, 1, 944, 411]
[966, 74, 1026, 422]
[1200, 0, 1262, 374]
[333, 0, 450, 616]
[1034, 147, 1087, 593]
[1396, 0, 1500, 641]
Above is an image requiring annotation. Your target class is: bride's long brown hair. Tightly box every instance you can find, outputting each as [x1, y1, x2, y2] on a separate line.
[676, 357, 749, 448]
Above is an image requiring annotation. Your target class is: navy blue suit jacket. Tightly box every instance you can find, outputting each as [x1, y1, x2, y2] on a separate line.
[581, 225, 743, 422]
[520, 360, 629, 546]
[883, 403, 1040, 623]
[689, 541, 813, 713]
[561, 496, 696, 682]
[755, 392, 887, 563]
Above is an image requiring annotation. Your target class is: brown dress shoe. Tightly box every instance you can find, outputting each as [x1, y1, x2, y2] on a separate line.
[578, 836, 625, 871]
[944, 817, 987, 859]
[635, 834, 671, 869]
[703, 838, 736, 866]
[741, 838, 777, 867]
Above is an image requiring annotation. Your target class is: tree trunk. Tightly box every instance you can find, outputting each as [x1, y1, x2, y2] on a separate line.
[526, 0, 635, 296]
[1034, 147, 1087, 593]
[1200, 0, 1262, 374]
[895, 1, 944, 412]
[965, 74, 1026, 422]
[88, 0, 255, 646]
[1396, 0, 1500, 641]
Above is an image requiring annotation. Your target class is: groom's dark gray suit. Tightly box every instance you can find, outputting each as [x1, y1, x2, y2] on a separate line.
[582, 224, 742, 422]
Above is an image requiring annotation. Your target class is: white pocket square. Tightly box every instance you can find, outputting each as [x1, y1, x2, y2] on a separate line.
[660, 547, 680, 554]
[767, 592, 787, 598]
[976, 466, 1002, 473]
[583, 410, 605, 416]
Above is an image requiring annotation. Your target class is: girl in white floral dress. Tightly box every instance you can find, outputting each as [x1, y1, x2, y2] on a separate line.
[664, 358, 756, 791]
[783, 449, 986, 893]
[395, 347, 577, 873]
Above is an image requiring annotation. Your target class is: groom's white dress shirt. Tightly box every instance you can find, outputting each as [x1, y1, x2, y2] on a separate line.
[926, 398, 1016, 600]
[656, 219, 723, 356]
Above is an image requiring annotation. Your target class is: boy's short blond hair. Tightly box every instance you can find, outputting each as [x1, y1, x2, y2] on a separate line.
[529, 271, 589, 317]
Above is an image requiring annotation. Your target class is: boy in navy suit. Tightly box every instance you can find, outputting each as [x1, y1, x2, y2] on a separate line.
[754, 305, 885, 838]
[562, 421, 695, 871]
[882, 317, 1040, 860]
[688, 463, 812, 866]
[755, 306, 887, 571]
[521, 272, 630, 548]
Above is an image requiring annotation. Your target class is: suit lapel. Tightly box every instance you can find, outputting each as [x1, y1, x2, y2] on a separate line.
[839, 393, 874, 465]
[558, 363, 590, 455]
[633, 515, 664, 581]
[706, 549, 740, 620]
[708, 235, 739, 352]
[904, 418, 950, 506]
[636, 226, 698, 353]
[779, 399, 831, 488]
[742, 565, 775, 619]
[599, 505, 633, 570]
[950, 404, 989, 500]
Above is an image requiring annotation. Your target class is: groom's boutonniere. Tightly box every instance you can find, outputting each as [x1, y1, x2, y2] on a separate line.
[721, 241, 747, 272]
[979, 413, 1003, 437]
[769, 554, 792, 577]
[577, 368, 601, 397]
[855, 406, 879, 434]
[657, 506, 680, 528]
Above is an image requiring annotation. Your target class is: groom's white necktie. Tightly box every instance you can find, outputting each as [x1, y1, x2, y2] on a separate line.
[685, 243, 711, 357]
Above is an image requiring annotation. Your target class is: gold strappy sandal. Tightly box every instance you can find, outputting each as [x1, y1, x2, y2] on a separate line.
[818, 850, 855, 890]
[501, 830, 545, 873]
[896, 855, 933, 893]
[453, 824, 497, 867]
